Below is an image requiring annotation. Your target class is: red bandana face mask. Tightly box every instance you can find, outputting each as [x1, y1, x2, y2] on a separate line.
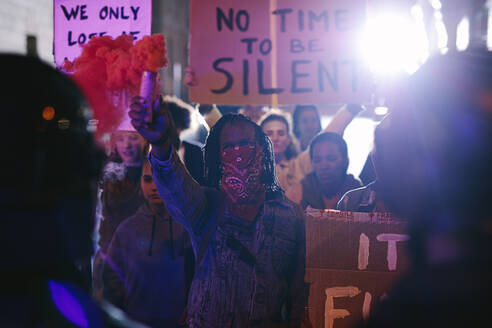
[220, 144, 265, 206]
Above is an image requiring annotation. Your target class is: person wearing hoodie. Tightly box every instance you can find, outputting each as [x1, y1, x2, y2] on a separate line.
[102, 159, 191, 327]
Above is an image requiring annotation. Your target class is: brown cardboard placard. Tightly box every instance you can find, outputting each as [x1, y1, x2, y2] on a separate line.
[305, 209, 410, 328]
[189, 0, 371, 105]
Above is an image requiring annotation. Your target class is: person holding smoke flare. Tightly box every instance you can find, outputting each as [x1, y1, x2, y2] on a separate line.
[129, 93, 306, 326]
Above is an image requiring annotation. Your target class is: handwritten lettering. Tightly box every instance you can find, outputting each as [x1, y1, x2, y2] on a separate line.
[216, 7, 249, 32]
[377, 233, 410, 271]
[324, 286, 360, 328]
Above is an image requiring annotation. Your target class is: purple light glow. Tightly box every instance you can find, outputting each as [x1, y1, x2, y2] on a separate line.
[48, 280, 89, 328]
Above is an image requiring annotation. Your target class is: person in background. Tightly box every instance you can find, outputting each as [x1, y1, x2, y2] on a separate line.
[259, 111, 300, 190]
[292, 105, 322, 152]
[198, 103, 222, 129]
[362, 51, 492, 327]
[129, 97, 306, 327]
[93, 124, 148, 300]
[163, 95, 205, 185]
[260, 104, 364, 194]
[98, 129, 148, 251]
[0, 54, 145, 327]
[286, 132, 362, 209]
[103, 159, 191, 327]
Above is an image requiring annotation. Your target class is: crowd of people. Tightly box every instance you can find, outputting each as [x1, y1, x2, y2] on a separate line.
[1, 47, 491, 328]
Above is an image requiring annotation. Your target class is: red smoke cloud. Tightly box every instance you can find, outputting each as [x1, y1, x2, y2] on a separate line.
[63, 34, 167, 139]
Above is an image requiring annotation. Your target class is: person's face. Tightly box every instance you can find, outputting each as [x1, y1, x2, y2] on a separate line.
[262, 120, 290, 158]
[141, 163, 164, 206]
[219, 122, 263, 204]
[298, 109, 320, 142]
[311, 141, 346, 186]
[113, 131, 145, 166]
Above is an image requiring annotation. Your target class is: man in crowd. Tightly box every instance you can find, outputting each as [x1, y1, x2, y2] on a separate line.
[286, 132, 362, 209]
[129, 99, 306, 327]
[103, 159, 191, 327]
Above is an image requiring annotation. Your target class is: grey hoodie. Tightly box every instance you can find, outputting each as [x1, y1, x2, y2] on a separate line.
[102, 203, 190, 327]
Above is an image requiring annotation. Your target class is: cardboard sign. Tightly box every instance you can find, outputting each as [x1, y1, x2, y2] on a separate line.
[54, 0, 152, 66]
[305, 209, 410, 328]
[189, 0, 371, 105]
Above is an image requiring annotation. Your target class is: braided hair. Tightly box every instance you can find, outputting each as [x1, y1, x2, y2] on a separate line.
[203, 114, 283, 199]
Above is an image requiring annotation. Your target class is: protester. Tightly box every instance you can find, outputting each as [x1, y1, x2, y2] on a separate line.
[260, 104, 364, 193]
[93, 124, 148, 300]
[103, 159, 192, 327]
[259, 111, 301, 190]
[362, 51, 492, 326]
[129, 97, 306, 327]
[98, 130, 148, 252]
[286, 132, 362, 209]
[0, 54, 145, 327]
[292, 105, 322, 151]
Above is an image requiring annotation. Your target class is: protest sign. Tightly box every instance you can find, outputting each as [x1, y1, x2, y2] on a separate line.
[305, 209, 409, 328]
[54, 0, 152, 66]
[189, 0, 371, 105]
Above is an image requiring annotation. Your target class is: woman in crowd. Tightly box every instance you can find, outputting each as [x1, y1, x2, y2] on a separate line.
[259, 111, 302, 191]
[293, 105, 322, 151]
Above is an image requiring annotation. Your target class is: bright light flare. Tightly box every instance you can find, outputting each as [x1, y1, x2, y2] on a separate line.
[359, 8, 429, 75]
[374, 106, 389, 116]
[456, 17, 470, 51]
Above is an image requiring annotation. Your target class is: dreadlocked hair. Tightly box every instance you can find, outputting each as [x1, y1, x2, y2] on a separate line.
[203, 113, 283, 200]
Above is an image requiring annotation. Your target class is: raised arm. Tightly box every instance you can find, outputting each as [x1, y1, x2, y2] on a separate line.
[129, 96, 208, 236]
[323, 104, 365, 135]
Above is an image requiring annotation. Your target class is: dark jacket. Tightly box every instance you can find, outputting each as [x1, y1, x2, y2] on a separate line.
[337, 181, 378, 212]
[300, 172, 362, 209]
[150, 149, 306, 328]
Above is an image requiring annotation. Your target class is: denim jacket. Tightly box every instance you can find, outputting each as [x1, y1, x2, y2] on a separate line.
[150, 149, 306, 328]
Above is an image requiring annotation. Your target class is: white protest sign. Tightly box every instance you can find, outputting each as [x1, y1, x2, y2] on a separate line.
[54, 0, 152, 66]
